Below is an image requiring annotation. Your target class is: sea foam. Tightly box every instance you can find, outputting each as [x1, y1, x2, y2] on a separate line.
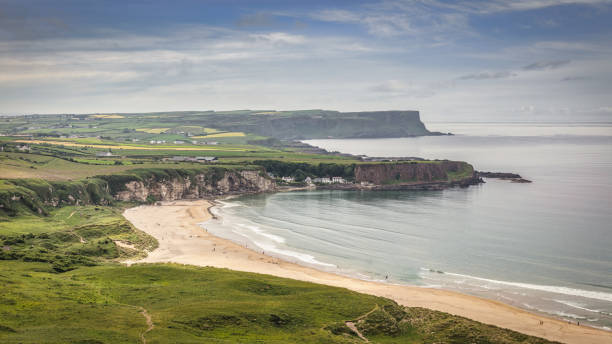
[421, 268, 612, 303]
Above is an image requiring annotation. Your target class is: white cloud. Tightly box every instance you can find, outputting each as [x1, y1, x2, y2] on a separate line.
[417, 0, 612, 14]
[250, 32, 307, 44]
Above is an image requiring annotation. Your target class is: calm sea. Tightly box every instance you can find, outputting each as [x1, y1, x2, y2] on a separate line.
[204, 123, 612, 330]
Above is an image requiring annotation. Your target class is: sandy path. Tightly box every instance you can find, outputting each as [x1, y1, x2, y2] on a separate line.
[122, 200, 612, 344]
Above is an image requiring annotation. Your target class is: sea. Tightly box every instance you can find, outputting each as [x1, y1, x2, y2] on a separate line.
[203, 122, 612, 331]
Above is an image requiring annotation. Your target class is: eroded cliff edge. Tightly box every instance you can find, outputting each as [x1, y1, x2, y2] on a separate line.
[1, 161, 480, 216]
[112, 170, 274, 202]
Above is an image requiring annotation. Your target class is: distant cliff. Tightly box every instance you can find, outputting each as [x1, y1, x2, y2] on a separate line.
[210, 110, 437, 139]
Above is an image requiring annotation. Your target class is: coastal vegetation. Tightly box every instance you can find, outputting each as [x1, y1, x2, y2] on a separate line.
[0, 261, 557, 343]
[0, 110, 557, 343]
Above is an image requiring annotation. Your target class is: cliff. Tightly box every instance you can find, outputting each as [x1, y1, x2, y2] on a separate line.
[353, 161, 481, 189]
[0, 168, 275, 216]
[113, 170, 275, 202]
[211, 110, 436, 139]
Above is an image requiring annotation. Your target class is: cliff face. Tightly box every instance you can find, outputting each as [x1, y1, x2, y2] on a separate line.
[354, 161, 475, 186]
[215, 110, 433, 139]
[114, 170, 275, 202]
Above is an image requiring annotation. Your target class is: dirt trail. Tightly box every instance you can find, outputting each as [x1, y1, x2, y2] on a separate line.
[346, 321, 369, 342]
[139, 307, 154, 344]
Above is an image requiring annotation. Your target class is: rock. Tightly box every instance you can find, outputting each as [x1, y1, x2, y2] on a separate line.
[114, 170, 276, 202]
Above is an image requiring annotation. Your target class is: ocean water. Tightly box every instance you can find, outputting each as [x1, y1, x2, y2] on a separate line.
[203, 123, 612, 330]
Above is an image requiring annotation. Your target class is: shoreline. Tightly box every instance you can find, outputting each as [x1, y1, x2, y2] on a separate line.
[122, 199, 612, 344]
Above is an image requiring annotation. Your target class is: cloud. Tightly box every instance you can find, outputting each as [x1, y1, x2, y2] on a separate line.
[311, 9, 360, 23]
[420, 0, 611, 14]
[522, 60, 571, 70]
[369, 80, 410, 93]
[250, 32, 306, 44]
[310, 3, 470, 38]
[458, 71, 516, 80]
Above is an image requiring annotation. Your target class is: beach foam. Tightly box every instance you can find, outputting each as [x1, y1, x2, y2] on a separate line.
[425, 269, 612, 303]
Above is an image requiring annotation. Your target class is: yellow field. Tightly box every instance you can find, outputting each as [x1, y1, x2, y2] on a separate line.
[203, 128, 222, 133]
[15, 140, 246, 151]
[200, 132, 246, 138]
[136, 128, 170, 134]
[90, 114, 124, 119]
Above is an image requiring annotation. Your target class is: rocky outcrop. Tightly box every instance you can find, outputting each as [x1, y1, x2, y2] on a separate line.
[114, 170, 275, 202]
[355, 161, 475, 185]
[476, 171, 532, 183]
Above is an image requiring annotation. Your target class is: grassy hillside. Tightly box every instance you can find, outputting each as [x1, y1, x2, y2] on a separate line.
[0, 195, 555, 344]
[0, 262, 557, 344]
[0, 204, 155, 272]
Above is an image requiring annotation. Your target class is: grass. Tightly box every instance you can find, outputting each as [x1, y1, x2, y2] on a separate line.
[15, 139, 249, 151]
[91, 114, 125, 119]
[0, 262, 557, 344]
[136, 128, 169, 134]
[193, 131, 246, 138]
[0, 204, 156, 271]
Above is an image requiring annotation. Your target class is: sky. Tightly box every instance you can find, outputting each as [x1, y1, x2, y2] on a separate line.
[1, 0, 612, 122]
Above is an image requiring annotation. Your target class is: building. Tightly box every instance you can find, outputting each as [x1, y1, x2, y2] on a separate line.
[304, 176, 312, 184]
[170, 156, 217, 163]
[173, 140, 185, 144]
[313, 177, 332, 184]
[281, 176, 295, 183]
[332, 177, 346, 184]
[96, 151, 115, 157]
[195, 156, 218, 162]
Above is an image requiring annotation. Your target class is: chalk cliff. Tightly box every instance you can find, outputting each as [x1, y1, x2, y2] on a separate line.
[114, 170, 275, 202]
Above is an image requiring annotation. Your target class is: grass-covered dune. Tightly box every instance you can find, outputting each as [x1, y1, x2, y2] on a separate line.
[0, 261, 557, 344]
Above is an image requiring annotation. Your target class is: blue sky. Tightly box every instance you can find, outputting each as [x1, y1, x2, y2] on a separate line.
[1, 0, 611, 121]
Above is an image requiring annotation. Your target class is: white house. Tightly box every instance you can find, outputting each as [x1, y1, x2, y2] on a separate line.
[305, 176, 312, 184]
[332, 177, 346, 184]
[281, 176, 295, 183]
[17, 144, 30, 152]
[174, 140, 185, 144]
[313, 177, 332, 184]
[195, 156, 218, 162]
[96, 151, 115, 157]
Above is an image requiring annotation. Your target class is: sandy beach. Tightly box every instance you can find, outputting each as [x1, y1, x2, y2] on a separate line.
[123, 200, 612, 344]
